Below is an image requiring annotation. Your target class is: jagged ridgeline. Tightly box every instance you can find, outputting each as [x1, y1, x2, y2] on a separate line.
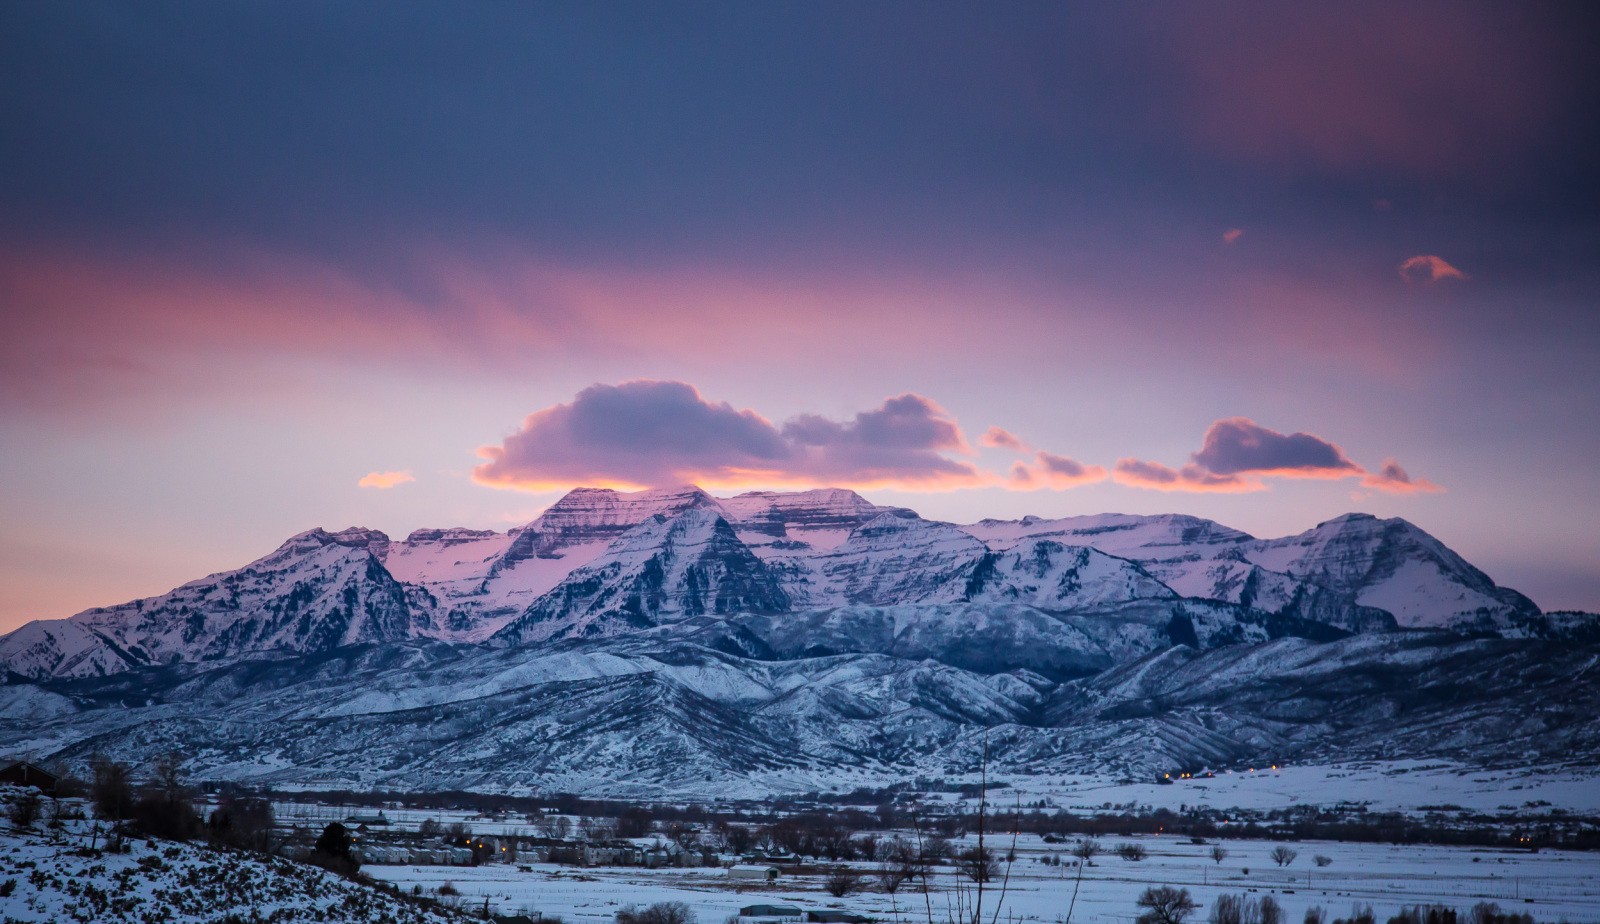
[1, 486, 1596, 795]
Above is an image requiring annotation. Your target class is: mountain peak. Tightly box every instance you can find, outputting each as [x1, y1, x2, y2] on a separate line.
[278, 527, 390, 556]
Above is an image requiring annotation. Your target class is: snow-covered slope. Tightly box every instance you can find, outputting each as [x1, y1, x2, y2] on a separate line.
[0, 816, 461, 924]
[809, 514, 991, 605]
[966, 540, 1175, 609]
[7, 625, 1595, 797]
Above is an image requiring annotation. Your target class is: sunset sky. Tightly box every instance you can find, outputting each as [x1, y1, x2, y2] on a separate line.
[3, 1, 1599, 632]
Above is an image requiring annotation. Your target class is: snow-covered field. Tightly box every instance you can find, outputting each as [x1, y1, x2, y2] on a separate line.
[998, 760, 1600, 815]
[368, 834, 1600, 924]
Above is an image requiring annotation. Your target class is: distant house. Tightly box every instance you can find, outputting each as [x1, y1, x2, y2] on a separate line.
[739, 905, 802, 922]
[729, 864, 780, 883]
[0, 761, 58, 793]
[346, 810, 389, 825]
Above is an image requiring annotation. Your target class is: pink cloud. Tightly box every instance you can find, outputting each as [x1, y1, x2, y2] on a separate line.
[1115, 417, 1442, 495]
[981, 427, 1029, 451]
[1398, 255, 1467, 283]
[357, 470, 416, 489]
[1010, 451, 1108, 491]
[1192, 417, 1361, 478]
[473, 381, 993, 493]
[1222, 228, 1244, 245]
[1361, 459, 1444, 495]
[1112, 458, 1261, 494]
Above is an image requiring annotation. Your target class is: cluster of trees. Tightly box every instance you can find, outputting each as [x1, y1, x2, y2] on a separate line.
[308, 821, 360, 876]
[82, 752, 278, 856]
[264, 784, 1600, 852]
[1208, 892, 1285, 924]
[88, 752, 203, 841]
[1132, 892, 1549, 924]
[616, 902, 694, 924]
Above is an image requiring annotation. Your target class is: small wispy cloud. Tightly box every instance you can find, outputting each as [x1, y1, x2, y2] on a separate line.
[1222, 228, 1244, 245]
[1010, 451, 1108, 490]
[1361, 459, 1444, 494]
[1112, 458, 1259, 493]
[980, 427, 1028, 452]
[1398, 254, 1467, 283]
[358, 470, 416, 489]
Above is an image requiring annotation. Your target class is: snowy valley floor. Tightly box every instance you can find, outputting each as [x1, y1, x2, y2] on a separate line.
[367, 835, 1600, 924]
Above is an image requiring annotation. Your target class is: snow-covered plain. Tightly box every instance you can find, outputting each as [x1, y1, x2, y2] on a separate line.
[995, 761, 1600, 815]
[367, 834, 1600, 924]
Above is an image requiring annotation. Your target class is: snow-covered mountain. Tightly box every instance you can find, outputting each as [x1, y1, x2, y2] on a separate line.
[0, 527, 434, 679]
[0, 484, 1594, 795]
[962, 510, 1535, 631]
[0, 487, 1563, 682]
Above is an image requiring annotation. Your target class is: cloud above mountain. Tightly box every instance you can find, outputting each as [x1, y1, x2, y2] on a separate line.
[473, 381, 990, 492]
[357, 470, 415, 489]
[1362, 459, 1445, 494]
[476, 387, 1446, 498]
[1010, 451, 1108, 490]
[1116, 417, 1440, 494]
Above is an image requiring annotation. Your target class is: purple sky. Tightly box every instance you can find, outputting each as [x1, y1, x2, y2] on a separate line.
[2, 1, 1599, 631]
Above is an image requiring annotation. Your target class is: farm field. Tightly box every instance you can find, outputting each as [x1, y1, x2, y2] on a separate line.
[367, 834, 1600, 924]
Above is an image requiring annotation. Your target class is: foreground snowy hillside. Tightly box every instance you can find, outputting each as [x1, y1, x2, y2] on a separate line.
[0, 811, 463, 923]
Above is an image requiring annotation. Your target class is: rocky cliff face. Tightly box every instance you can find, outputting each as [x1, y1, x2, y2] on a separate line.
[492, 508, 791, 644]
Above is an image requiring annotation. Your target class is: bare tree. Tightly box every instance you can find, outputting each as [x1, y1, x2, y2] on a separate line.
[206, 794, 275, 852]
[1117, 842, 1149, 861]
[150, 750, 188, 801]
[1269, 846, 1298, 868]
[1209, 893, 1255, 924]
[876, 837, 919, 894]
[1313, 855, 1332, 868]
[1073, 838, 1103, 865]
[1211, 845, 1229, 865]
[824, 867, 862, 897]
[1136, 886, 1198, 924]
[959, 845, 998, 883]
[90, 755, 134, 821]
[617, 902, 695, 924]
